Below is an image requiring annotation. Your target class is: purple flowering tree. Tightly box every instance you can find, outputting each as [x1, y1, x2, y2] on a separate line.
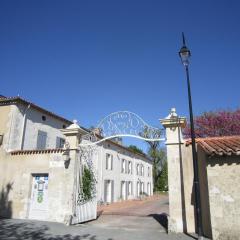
[183, 109, 240, 138]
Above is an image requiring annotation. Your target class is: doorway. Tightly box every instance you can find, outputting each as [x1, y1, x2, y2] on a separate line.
[121, 181, 126, 200]
[104, 180, 114, 203]
[28, 174, 49, 220]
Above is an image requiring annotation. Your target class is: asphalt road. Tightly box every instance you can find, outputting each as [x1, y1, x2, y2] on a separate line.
[0, 218, 196, 240]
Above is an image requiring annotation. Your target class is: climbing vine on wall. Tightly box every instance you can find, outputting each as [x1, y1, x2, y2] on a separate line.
[82, 166, 94, 200]
[78, 165, 96, 204]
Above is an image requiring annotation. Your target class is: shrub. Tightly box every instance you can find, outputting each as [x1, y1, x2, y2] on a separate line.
[82, 166, 95, 201]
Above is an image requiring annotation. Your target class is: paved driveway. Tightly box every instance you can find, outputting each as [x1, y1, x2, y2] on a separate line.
[97, 193, 169, 217]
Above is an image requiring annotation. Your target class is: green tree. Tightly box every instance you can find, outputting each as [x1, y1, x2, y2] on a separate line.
[140, 126, 167, 191]
[148, 147, 167, 191]
[155, 161, 168, 191]
[127, 145, 144, 155]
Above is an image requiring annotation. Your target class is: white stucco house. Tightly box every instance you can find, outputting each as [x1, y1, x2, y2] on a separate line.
[90, 137, 153, 204]
[0, 95, 153, 223]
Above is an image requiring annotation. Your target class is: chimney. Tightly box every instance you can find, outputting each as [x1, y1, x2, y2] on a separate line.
[92, 128, 103, 136]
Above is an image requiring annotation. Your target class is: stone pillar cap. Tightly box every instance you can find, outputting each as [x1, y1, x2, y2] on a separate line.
[66, 119, 80, 130]
[166, 108, 178, 119]
[61, 119, 86, 136]
[160, 108, 186, 128]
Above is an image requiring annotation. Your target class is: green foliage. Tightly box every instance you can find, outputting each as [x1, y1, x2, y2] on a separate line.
[140, 126, 168, 192]
[148, 147, 168, 192]
[82, 166, 94, 201]
[128, 145, 144, 155]
[155, 161, 168, 191]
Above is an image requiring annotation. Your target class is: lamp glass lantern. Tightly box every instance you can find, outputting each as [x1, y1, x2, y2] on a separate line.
[179, 45, 191, 67]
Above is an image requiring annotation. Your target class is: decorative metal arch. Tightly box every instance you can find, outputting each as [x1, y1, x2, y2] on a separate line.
[75, 111, 165, 212]
[79, 111, 165, 146]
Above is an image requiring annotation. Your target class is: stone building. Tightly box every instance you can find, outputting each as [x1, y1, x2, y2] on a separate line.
[0, 96, 153, 223]
[161, 109, 240, 240]
[186, 136, 240, 240]
[0, 96, 71, 151]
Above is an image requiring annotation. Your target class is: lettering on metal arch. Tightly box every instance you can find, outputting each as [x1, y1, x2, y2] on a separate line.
[79, 111, 165, 146]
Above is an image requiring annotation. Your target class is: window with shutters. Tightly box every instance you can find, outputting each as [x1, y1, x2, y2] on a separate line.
[128, 161, 132, 174]
[148, 166, 151, 177]
[36, 130, 47, 149]
[106, 153, 113, 170]
[56, 137, 65, 148]
[136, 164, 140, 175]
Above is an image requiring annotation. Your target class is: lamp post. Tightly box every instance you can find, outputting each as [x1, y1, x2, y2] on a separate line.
[179, 33, 203, 239]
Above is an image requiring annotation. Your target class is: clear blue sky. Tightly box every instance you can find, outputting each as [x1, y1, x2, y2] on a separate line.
[1, 1, 239, 151]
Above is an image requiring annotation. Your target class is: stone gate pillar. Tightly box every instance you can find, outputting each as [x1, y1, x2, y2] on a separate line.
[61, 120, 85, 224]
[160, 108, 186, 233]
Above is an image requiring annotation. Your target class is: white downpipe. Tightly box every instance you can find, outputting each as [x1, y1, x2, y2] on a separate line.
[100, 144, 103, 203]
[20, 104, 31, 150]
[7, 106, 15, 151]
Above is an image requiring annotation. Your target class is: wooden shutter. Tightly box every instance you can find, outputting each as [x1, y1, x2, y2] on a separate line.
[37, 130, 47, 149]
[120, 181, 123, 198]
[104, 180, 107, 202]
[111, 155, 113, 170]
[106, 154, 109, 170]
[111, 180, 114, 202]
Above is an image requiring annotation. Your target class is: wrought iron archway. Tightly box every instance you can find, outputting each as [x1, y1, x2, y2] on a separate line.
[72, 111, 165, 224]
[79, 111, 165, 146]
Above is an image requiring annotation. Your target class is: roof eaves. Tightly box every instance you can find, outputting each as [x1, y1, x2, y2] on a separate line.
[10, 148, 65, 155]
[187, 136, 240, 157]
[0, 97, 72, 124]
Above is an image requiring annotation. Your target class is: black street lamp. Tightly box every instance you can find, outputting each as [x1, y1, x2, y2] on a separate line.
[179, 33, 203, 240]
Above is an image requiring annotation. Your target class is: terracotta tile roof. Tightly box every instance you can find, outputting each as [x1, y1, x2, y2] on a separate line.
[10, 148, 65, 155]
[0, 96, 72, 124]
[186, 136, 240, 157]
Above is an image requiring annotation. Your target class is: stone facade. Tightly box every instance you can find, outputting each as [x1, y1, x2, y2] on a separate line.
[0, 97, 153, 223]
[0, 150, 72, 222]
[205, 154, 240, 239]
[0, 101, 70, 152]
[161, 108, 240, 240]
[184, 141, 240, 239]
